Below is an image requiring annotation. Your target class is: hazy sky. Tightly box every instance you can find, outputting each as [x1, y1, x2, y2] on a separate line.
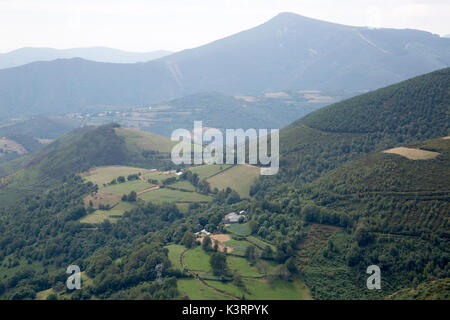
[1, 0, 449, 53]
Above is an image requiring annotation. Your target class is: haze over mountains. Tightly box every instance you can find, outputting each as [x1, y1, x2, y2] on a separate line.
[1, 12, 449, 120]
[0, 47, 172, 69]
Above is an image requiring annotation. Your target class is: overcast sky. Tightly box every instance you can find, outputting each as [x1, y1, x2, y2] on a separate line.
[1, 0, 449, 53]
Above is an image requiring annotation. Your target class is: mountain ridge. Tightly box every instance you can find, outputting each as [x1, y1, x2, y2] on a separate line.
[0, 46, 172, 69]
[1, 12, 449, 120]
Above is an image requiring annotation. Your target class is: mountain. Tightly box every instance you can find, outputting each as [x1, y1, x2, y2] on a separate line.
[1, 12, 449, 120]
[0, 47, 172, 69]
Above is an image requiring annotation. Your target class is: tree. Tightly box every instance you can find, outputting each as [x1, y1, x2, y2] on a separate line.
[202, 236, 212, 252]
[245, 245, 257, 264]
[210, 252, 228, 276]
[227, 191, 240, 204]
[127, 191, 137, 202]
[213, 240, 219, 252]
[248, 220, 259, 234]
[285, 257, 297, 275]
[261, 245, 273, 260]
[181, 231, 195, 248]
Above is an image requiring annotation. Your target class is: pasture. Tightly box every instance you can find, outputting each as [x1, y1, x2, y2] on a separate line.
[82, 165, 150, 186]
[207, 165, 259, 197]
[226, 223, 251, 236]
[102, 179, 154, 195]
[177, 279, 231, 300]
[138, 188, 211, 203]
[183, 247, 211, 272]
[166, 244, 185, 271]
[188, 164, 232, 180]
[80, 201, 136, 224]
[115, 127, 175, 153]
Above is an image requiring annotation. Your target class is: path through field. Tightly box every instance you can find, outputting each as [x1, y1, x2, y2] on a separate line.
[136, 185, 160, 195]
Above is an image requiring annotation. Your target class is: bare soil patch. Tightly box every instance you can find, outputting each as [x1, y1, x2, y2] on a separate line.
[382, 147, 440, 160]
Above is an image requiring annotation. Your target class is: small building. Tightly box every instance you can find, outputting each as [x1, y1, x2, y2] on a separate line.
[222, 212, 246, 224]
[194, 229, 211, 236]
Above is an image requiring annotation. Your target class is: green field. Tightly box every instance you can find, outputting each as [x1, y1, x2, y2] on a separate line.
[183, 247, 212, 272]
[188, 164, 232, 180]
[115, 127, 176, 153]
[223, 239, 253, 256]
[80, 201, 136, 224]
[138, 188, 211, 203]
[207, 165, 260, 197]
[177, 279, 231, 300]
[82, 165, 150, 186]
[226, 223, 251, 236]
[170, 180, 196, 191]
[166, 244, 186, 271]
[226, 255, 262, 277]
[102, 180, 154, 195]
[141, 171, 177, 183]
[242, 278, 311, 300]
[205, 277, 311, 300]
[246, 235, 276, 251]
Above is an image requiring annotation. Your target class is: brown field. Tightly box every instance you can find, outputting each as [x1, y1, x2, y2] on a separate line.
[136, 186, 160, 195]
[198, 233, 234, 253]
[0, 137, 27, 155]
[235, 95, 256, 102]
[382, 147, 440, 160]
[34, 138, 54, 144]
[83, 191, 121, 209]
[264, 91, 290, 98]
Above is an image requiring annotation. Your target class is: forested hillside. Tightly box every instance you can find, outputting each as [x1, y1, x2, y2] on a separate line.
[246, 68, 450, 299]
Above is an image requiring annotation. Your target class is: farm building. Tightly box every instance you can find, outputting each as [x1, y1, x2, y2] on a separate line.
[222, 212, 246, 224]
[194, 229, 211, 236]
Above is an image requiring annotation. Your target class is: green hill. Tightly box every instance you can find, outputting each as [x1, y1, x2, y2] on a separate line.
[248, 68, 450, 299]
[0, 124, 176, 207]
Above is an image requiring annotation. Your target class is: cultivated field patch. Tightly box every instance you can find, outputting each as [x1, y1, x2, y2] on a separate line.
[382, 147, 440, 160]
[207, 165, 259, 197]
[82, 165, 151, 186]
[138, 188, 211, 203]
[0, 137, 27, 155]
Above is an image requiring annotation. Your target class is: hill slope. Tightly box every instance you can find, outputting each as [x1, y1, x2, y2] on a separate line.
[1, 12, 449, 119]
[253, 67, 450, 188]
[0, 124, 176, 207]
[247, 69, 450, 299]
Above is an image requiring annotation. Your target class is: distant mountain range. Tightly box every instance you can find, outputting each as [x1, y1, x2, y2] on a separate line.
[0, 47, 172, 69]
[0, 12, 449, 120]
